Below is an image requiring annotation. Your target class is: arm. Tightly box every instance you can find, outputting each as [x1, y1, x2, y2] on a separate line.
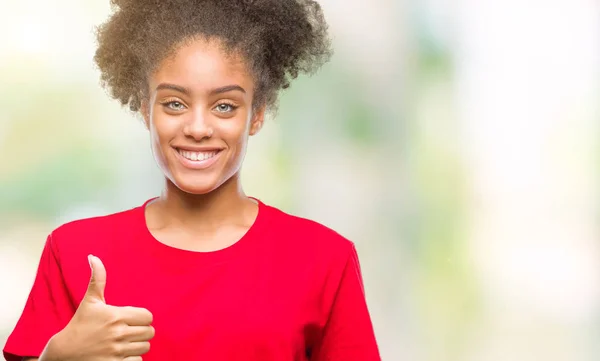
[21, 334, 62, 361]
[312, 244, 381, 361]
[5, 237, 153, 361]
[3, 234, 75, 361]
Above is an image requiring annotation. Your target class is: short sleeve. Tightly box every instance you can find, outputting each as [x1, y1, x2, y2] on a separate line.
[312, 244, 381, 361]
[3, 233, 75, 361]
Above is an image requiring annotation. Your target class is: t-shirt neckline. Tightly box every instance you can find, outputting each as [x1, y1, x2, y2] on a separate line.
[135, 196, 268, 264]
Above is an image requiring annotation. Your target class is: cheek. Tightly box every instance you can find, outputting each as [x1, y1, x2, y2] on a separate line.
[223, 113, 252, 141]
[225, 122, 251, 156]
[150, 116, 178, 144]
[149, 116, 180, 166]
[217, 118, 251, 170]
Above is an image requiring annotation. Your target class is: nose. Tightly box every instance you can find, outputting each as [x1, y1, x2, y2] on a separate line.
[183, 109, 213, 140]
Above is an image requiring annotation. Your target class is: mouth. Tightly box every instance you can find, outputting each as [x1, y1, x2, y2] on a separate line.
[174, 147, 223, 170]
[177, 149, 220, 162]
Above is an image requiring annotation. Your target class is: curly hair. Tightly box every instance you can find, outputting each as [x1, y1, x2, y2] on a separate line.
[93, 0, 333, 113]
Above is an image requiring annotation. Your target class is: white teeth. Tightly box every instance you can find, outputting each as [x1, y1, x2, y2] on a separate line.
[178, 149, 219, 162]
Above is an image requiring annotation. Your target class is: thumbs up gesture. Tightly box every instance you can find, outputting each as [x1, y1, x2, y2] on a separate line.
[45, 255, 155, 361]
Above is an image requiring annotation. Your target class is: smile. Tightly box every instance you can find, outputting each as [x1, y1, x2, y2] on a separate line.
[174, 148, 223, 170]
[178, 149, 219, 161]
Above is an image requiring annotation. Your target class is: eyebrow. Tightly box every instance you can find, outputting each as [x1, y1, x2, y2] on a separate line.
[155, 83, 246, 96]
[155, 83, 192, 95]
[211, 84, 246, 95]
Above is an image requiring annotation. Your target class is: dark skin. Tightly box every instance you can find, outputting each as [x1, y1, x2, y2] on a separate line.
[32, 37, 266, 361]
[141, 37, 265, 252]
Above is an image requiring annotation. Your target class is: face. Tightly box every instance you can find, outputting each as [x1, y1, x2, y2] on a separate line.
[141, 37, 265, 195]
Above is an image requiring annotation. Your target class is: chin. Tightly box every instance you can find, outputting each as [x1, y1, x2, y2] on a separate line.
[175, 182, 219, 195]
[170, 175, 226, 195]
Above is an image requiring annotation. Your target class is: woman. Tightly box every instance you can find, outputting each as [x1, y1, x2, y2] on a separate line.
[3, 0, 380, 360]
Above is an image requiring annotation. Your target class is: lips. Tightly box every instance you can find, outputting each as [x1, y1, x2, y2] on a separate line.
[173, 147, 224, 170]
[177, 149, 219, 162]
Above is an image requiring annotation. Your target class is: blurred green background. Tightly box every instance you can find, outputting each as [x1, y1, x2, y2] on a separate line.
[1, 1, 599, 360]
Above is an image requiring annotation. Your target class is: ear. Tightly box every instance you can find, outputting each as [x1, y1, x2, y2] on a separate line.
[140, 100, 151, 130]
[249, 105, 266, 136]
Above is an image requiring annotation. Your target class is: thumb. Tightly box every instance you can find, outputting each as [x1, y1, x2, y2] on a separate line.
[85, 255, 106, 303]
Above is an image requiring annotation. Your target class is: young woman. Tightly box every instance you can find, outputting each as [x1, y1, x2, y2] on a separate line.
[3, 0, 380, 360]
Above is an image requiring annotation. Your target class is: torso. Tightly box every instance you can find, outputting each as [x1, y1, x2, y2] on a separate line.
[53, 199, 353, 361]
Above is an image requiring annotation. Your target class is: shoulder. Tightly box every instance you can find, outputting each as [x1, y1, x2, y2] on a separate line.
[260, 203, 362, 309]
[52, 205, 139, 239]
[48, 202, 144, 257]
[261, 202, 356, 262]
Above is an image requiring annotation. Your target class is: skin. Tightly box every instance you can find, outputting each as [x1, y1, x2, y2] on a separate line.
[33, 37, 266, 361]
[141, 36, 265, 253]
[37, 256, 154, 361]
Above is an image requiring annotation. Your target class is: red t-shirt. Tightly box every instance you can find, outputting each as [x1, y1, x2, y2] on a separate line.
[4, 198, 380, 361]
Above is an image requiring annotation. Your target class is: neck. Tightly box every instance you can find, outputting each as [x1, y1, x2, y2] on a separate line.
[154, 173, 254, 232]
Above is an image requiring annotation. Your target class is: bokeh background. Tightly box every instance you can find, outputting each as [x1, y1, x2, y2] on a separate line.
[1, 0, 599, 360]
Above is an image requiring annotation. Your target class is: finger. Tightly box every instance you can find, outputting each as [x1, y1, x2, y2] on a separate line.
[85, 255, 106, 303]
[122, 341, 151, 357]
[117, 306, 154, 326]
[125, 325, 155, 342]
[123, 357, 143, 361]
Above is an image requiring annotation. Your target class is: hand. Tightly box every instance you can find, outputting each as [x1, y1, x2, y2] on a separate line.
[45, 255, 154, 361]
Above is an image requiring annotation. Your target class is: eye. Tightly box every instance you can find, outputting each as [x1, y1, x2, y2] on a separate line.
[165, 101, 186, 111]
[214, 103, 237, 113]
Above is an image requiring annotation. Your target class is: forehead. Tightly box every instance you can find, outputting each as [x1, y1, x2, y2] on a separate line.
[150, 37, 253, 92]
